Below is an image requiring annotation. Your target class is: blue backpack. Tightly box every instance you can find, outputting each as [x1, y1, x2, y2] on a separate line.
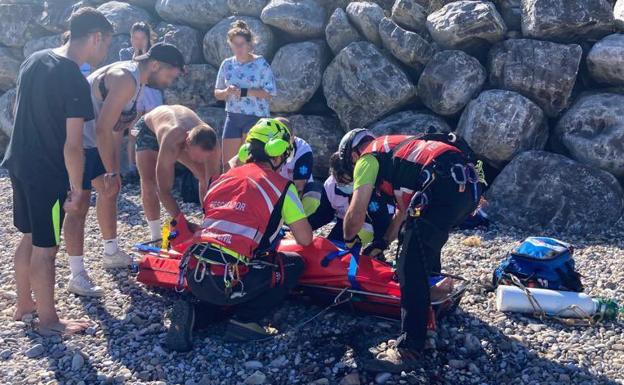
[493, 237, 583, 292]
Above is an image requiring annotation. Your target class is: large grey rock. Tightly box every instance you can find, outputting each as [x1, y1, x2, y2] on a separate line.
[0, 48, 21, 93]
[346, 2, 385, 46]
[494, 0, 521, 31]
[156, 0, 229, 30]
[521, 0, 614, 43]
[228, 0, 268, 16]
[260, 0, 326, 38]
[23, 34, 63, 59]
[325, 8, 362, 55]
[391, 0, 427, 32]
[164, 64, 219, 109]
[322, 41, 416, 128]
[456, 89, 547, 168]
[125, 0, 157, 9]
[271, 41, 330, 113]
[196, 106, 226, 137]
[488, 39, 582, 117]
[97, 1, 153, 35]
[417, 50, 486, 116]
[100, 34, 131, 68]
[0, 3, 43, 47]
[554, 93, 624, 178]
[37, 0, 76, 33]
[203, 16, 275, 67]
[0, 88, 16, 137]
[156, 23, 203, 65]
[586, 33, 624, 86]
[287, 115, 343, 177]
[486, 151, 624, 234]
[426, 1, 506, 50]
[379, 17, 436, 72]
[616, 0, 624, 31]
[370, 110, 451, 135]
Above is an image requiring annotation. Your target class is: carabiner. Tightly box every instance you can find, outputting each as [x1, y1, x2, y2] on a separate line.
[193, 260, 207, 283]
[450, 164, 467, 192]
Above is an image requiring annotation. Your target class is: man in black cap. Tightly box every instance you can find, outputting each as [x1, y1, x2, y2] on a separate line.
[63, 43, 185, 298]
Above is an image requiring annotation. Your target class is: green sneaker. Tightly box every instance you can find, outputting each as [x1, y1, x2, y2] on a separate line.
[224, 319, 278, 342]
[165, 300, 195, 352]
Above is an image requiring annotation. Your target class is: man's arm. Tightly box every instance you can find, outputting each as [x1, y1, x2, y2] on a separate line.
[343, 184, 373, 240]
[289, 218, 312, 246]
[95, 71, 137, 173]
[64, 118, 85, 202]
[293, 179, 307, 195]
[156, 131, 184, 217]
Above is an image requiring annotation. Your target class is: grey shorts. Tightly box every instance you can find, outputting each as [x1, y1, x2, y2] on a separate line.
[134, 117, 159, 152]
[222, 112, 262, 139]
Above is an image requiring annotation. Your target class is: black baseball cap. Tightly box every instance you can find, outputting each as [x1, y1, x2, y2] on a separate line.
[135, 42, 185, 70]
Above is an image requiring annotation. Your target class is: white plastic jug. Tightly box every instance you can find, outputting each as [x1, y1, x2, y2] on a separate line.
[496, 285, 598, 318]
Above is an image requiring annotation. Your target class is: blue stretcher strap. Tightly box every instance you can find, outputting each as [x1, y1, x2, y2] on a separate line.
[321, 249, 351, 267]
[348, 253, 360, 290]
[134, 244, 161, 253]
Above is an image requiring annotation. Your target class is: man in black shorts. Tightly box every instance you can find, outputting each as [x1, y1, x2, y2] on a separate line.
[0, 8, 113, 335]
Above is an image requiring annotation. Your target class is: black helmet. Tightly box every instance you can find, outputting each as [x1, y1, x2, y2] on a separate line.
[338, 128, 376, 173]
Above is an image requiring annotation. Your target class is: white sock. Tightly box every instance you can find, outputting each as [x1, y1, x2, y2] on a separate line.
[148, 219, 161, 241]
[103, 238, 118, 255]
[69, 255, 85, 276]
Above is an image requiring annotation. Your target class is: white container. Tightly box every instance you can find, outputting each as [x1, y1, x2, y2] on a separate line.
[496, 285, 598, 318]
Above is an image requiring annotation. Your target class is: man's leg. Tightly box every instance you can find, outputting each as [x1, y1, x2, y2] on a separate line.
[136, 149, 161, 240]
[14, 234, 35, 320]
[221, 138, 242, 172]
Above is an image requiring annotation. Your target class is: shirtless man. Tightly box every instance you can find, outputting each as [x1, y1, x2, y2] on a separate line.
[134, 105, 221, 241]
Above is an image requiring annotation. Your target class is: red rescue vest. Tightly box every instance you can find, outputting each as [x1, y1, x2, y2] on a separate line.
[361, 135, 461, 198]
[200, 163, 291, 259]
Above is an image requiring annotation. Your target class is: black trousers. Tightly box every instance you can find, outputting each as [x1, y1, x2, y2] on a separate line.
[187, 251, 304, 323]
[396, 154, 480, 350]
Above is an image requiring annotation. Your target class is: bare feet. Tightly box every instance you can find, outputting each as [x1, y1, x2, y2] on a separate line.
[13, 299, 37, 321]
[38, 318, 92, 336]
[430, 277, 454, 303]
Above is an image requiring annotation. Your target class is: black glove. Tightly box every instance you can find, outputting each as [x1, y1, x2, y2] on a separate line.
[363, 239, 389, 259]
[344, 235, 362, 255]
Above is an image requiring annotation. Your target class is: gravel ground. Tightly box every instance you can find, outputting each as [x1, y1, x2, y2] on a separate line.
[1, 169, 624, 385]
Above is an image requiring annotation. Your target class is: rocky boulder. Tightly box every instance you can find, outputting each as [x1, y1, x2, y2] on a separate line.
[37, 0, 76, 34]
[426, 1, 506, 51]
[322, 41, 416, 128]
[203, 16, 275, 67]
[197, 106, 226, 136]
[521, 0, 614, 43]
[164, 64, 219, 109]
[554, 93, 624, 178]
[0, 2, 43, 47]
[325, 8, 362, 55]
[486, 151, 624, 234]
[379, 17, 436, 72]
[346, 2, 385, 46]
[97, 1, 153, 35]
[287, 114, 343, 176]
[586, 34, 624, 86]
[271, 41, 330, 113]
[456, 89, 547, 168]
[616, 0, 624, 31]
[23, 34, 63, 59]
[488, 38, 582, 117]
[156, 0, 229, 30]
[417, 50, 486, 116]
[100, 34, 131, 68]
[391, 0, 427, 32]
[260, 0, 326, 39]
[369, 110, 451, 136]
[125, 0, 157, 9]
[228, 0, 268, 16]
[0, 88, 16, 138]
[495, 0, 521, 31]
[0, 48, 21, 93]
[156, 23, 203, 65]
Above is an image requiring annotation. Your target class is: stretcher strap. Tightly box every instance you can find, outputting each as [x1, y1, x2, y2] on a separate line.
[348, 253, 360, 290]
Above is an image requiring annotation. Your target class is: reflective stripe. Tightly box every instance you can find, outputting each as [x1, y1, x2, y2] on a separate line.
[286, 188, 305, 213]
[202, 218, 264, 244]
[262, 175, 282, 197]
[246, 176, 274, 212]
[383, 136, 390, 152]
[407, 141, 427, 162]
[52, 199, 60, 245]
[207, 176, 235, 195]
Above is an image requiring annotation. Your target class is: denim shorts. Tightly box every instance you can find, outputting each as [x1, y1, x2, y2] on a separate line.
[222, 112, 262, 139]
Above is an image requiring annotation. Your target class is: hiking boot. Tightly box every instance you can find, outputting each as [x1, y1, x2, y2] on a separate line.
[166, 300, 195, 352]
[67, 271, 104, 298]
[102, 249, 133, 269]
[224, 319, 278, 342]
